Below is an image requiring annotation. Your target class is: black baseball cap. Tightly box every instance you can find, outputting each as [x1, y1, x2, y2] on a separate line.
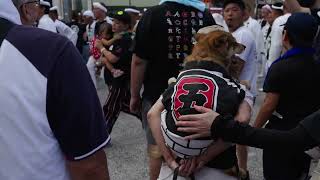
[283, 13, 318, 46]
[111, 10, 131, 25]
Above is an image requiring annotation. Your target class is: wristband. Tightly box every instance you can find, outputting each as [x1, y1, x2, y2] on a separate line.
[210, 114, 233, 139]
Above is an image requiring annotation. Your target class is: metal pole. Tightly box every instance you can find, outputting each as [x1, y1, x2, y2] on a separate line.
[63, 0, 72, 22]
[129, 0, 132, 6]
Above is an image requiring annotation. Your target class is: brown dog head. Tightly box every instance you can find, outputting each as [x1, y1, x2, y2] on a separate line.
[186, 28, 245, 70]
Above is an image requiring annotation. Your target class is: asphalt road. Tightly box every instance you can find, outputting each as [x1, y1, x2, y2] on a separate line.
[96, 77, 265, 180]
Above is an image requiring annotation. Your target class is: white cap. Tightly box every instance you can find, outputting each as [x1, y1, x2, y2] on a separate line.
[271, 3, 283, 10]
[125, 8, 140, 14]
[40, 0, 50, 7]
[93, 2, 108, 13]
[197, 25, 226, 34]
[83, 10, 94, 18]
[49, 6, 58, 11]
[262, 4, 272, 12]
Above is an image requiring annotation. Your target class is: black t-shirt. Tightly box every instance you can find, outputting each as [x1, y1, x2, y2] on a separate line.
[263, 53, 320, 129]
[134, 2, 216, 102]
[161, 61, 245, 169]
[310, 8, 320, 60]
[300, 108, 320, 144]
[109, 32, 133, 87]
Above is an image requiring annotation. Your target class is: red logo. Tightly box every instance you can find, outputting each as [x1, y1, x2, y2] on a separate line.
[172, 76, 216, 121]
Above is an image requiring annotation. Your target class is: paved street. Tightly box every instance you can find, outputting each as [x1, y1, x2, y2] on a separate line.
[96, 77, 265, 180]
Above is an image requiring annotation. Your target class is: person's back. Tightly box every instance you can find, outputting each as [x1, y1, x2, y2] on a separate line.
[0, 2, 110, 178]
[265, 54, 320, 128]
[38, 14, 57, 32]
[134, 2, 216, 101]
[256, 13, 320, 180]
[132, 2, 216, 179]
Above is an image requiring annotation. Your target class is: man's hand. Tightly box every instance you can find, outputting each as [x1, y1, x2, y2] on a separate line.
[176, 105, 220, 139]
[130, 95, 142, 114]
[179, 156, 206, 177]
[163, 148, 179, 171]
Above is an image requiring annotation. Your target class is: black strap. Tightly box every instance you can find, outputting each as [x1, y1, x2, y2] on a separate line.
[0, 18, 15, 45]
[172, 166, 196, 180]
[172, 166, 179, 180]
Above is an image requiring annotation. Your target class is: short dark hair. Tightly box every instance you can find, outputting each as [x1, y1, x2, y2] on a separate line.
[298, 0, 316, 7]
[40, 5, 50, 14]
[223, 0, 246, 10]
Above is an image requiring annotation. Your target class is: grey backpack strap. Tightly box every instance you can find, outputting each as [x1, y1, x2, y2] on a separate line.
[0, 18, 14, 45]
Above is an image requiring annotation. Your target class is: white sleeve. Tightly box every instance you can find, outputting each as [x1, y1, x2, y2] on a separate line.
[256, 25, 265, 64]
[55, 21, 78, 46]
[268, 19, 284, 63]
[236, 32, 252, 62]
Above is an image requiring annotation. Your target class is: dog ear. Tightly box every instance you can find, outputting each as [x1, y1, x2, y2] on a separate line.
[195, 33, 206, 42]
[208, 32, 229, 50]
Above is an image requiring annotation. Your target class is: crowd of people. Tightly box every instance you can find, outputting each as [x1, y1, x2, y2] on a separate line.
[1, 0, 320, 179]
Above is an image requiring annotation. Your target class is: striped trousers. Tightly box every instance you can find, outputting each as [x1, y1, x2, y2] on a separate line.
[103, 84, 141, 135]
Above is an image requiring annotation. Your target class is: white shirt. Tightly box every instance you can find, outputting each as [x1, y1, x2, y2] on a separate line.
[244, 17, 264, 65]
[212, 13, 229, 31]
[232, 26, 258, 97]
[267, 13, 291, 67]
[38, 14, 57, 33]
[261, 23, 271, 65]
[54, 20, 78, 45]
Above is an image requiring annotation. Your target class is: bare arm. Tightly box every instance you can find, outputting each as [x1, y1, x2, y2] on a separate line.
[66, 149, 110, 180]
[147, 99, 179, 170]
[284, 0, 311, 13]
[130, 54, 147, 113]
[95, 40, 119, 64]
[254, 93, 280, 128]
[235, 100, 252, 123]
[101, 49, 119, 64]
[101, 36, 121, 47]
[100, 56, 114, 72]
